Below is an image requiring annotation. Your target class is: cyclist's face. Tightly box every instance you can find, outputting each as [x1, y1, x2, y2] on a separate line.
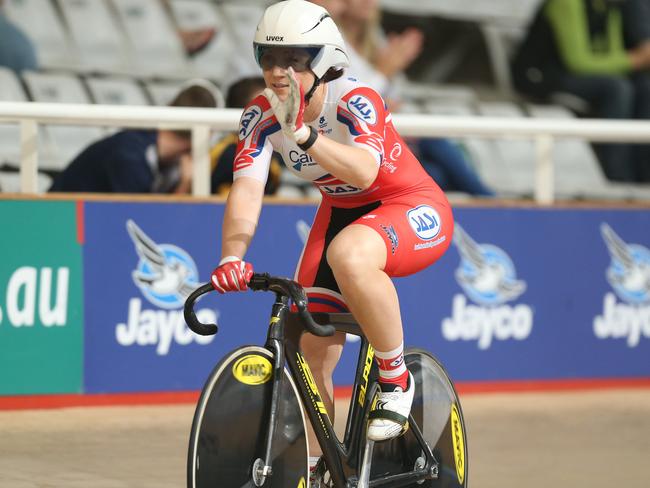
[261, 48, 315, 100]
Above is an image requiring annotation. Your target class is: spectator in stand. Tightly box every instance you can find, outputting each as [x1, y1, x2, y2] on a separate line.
[312, 0, 496, 196]
[0, 0, 38, 74]
[49, 82, 218, 194]
[210, 76, 282, 195]
[511, 0, 650, 182]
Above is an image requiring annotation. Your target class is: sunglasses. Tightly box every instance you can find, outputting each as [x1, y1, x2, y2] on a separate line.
[255, 46, 320, 72]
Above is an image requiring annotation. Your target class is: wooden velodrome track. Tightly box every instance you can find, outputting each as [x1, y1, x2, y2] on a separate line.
[0, 388, 649, 488]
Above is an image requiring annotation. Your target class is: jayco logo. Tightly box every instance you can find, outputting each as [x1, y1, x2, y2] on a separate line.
[347, 95, 377, 125]
[442, 225, 532, 350]
[593, 223, 650, 347]
[115, 220, 214, 355]
[266, 35, 284, 42]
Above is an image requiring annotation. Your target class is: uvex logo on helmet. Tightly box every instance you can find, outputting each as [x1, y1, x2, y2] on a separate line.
[266, 35, 284, 42]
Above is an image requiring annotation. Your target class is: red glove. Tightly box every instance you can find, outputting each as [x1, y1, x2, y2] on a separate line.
[210, 256, 254, 293]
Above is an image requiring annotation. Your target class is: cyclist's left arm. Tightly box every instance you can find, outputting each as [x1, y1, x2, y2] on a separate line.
[306, 86, 388, 189]
[305, 131, 379, 190]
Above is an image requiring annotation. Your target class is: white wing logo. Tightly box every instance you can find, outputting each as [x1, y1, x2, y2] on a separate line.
[127, 220, 199, 309]
[453, 224, 526, 306]
[600, 223, 650, 304]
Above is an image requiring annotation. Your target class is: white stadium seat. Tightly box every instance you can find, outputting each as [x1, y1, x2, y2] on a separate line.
[21, 71, 105, 171]
[527, 104, 650, 201]
[112, 0, 190, 79]
[85, 76, 150, 106]
[0, 67, 29, 170]
[477, 101, 538, 197]
[425, 100, 513, 196]
[218, 2, 266, 85]
[4, 0, 77, 71]
[58, 0, 132, 75]
[143, 80, 186, 106]
[167, 0, 236, 83]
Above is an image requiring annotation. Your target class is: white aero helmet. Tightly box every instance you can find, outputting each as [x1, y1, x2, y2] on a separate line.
[253, 0, 349, 80]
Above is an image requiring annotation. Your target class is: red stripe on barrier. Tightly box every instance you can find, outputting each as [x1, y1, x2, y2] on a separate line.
[76, 200, 85, 245]
[454, 377, 650, 394]
[0, 391, 200, 410]
[1, 378, 649, 410]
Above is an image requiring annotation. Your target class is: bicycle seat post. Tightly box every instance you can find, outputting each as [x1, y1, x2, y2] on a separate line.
[357, 439, 375, 488]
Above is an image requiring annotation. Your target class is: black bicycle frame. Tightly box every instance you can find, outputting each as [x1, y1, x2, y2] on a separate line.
[265, 296, 437, 487]
[184, 275, 438, 488]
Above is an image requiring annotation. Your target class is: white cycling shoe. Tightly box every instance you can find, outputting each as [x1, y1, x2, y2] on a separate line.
[367, 372, 414, 442]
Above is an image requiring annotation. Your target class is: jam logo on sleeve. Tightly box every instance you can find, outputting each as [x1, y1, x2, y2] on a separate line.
[347, 94, 377, 125]
[239, 104, 263, 140]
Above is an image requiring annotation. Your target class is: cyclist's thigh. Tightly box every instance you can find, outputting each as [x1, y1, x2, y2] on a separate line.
[295, 200, 381, 312]
[351, 192, 453, 277]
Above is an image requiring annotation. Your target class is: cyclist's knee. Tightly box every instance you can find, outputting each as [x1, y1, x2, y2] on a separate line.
[327, 228, 384, 280]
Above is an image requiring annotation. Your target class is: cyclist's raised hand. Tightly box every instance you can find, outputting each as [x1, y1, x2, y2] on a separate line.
[210, 256, 254, 293]
[263, 67, 310, 144]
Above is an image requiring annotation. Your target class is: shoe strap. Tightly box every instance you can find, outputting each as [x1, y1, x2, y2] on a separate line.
[368, 409, 408, 425]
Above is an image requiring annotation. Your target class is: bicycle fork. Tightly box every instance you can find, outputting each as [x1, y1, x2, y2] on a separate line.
[251, 336, 285, 487]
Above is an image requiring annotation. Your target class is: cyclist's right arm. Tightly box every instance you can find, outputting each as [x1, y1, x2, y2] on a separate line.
[221, 95, 281, 259]
[220, 176, 265, 261]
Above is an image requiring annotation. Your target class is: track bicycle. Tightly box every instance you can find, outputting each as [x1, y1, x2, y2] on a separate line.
[184, 272, 468, 488]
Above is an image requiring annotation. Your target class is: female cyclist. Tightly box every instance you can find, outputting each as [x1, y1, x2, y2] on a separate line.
[210, 0, 454, 457]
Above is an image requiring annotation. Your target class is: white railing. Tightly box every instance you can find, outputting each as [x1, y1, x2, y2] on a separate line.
[2, 101, 650, 203]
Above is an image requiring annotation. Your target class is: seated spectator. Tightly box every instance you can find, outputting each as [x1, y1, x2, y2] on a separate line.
[0, 0, 38, 73]
[49, 82, 218, 193]
[314, 0, 495, 196]
[210, 76, 281, 195]
[511, 0, 650, 182]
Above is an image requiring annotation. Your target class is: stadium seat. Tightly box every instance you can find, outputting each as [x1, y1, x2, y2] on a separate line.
[3, 0, 78, 71]
[527, 104, 650, 201]
[0, 172, 52, 194]
[143, 79, 187, 106]
[218, 2, 267, 85]
[58, 0, 132, 75]
[111, 0, 190, 79]
[0, 69, 54, 194]
[21, 71, 105, 172]
[476, 101, 538, 197]
[167, 0, 236, 83]
[0, 67, 29, 171]
[425, 99, 514, 196]
[85, 76, 150, 106]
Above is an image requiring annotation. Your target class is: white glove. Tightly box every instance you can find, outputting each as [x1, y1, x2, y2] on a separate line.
[263, 67, 310, 144]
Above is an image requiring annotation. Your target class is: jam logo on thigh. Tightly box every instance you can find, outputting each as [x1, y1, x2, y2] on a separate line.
[407, 205, 441, 240]
[593, 223, 650, 347]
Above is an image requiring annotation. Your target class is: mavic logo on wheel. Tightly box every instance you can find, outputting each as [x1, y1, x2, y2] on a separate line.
[116, 220, 215, 355]
[442, 224, 533, 350]
[593, 223, 650, 347]
[451, 404, 466, 485]
[232, 355, 272, 385]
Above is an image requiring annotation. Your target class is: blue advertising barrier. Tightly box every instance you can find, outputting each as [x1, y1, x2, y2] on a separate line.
[83, 201, 650, 393]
